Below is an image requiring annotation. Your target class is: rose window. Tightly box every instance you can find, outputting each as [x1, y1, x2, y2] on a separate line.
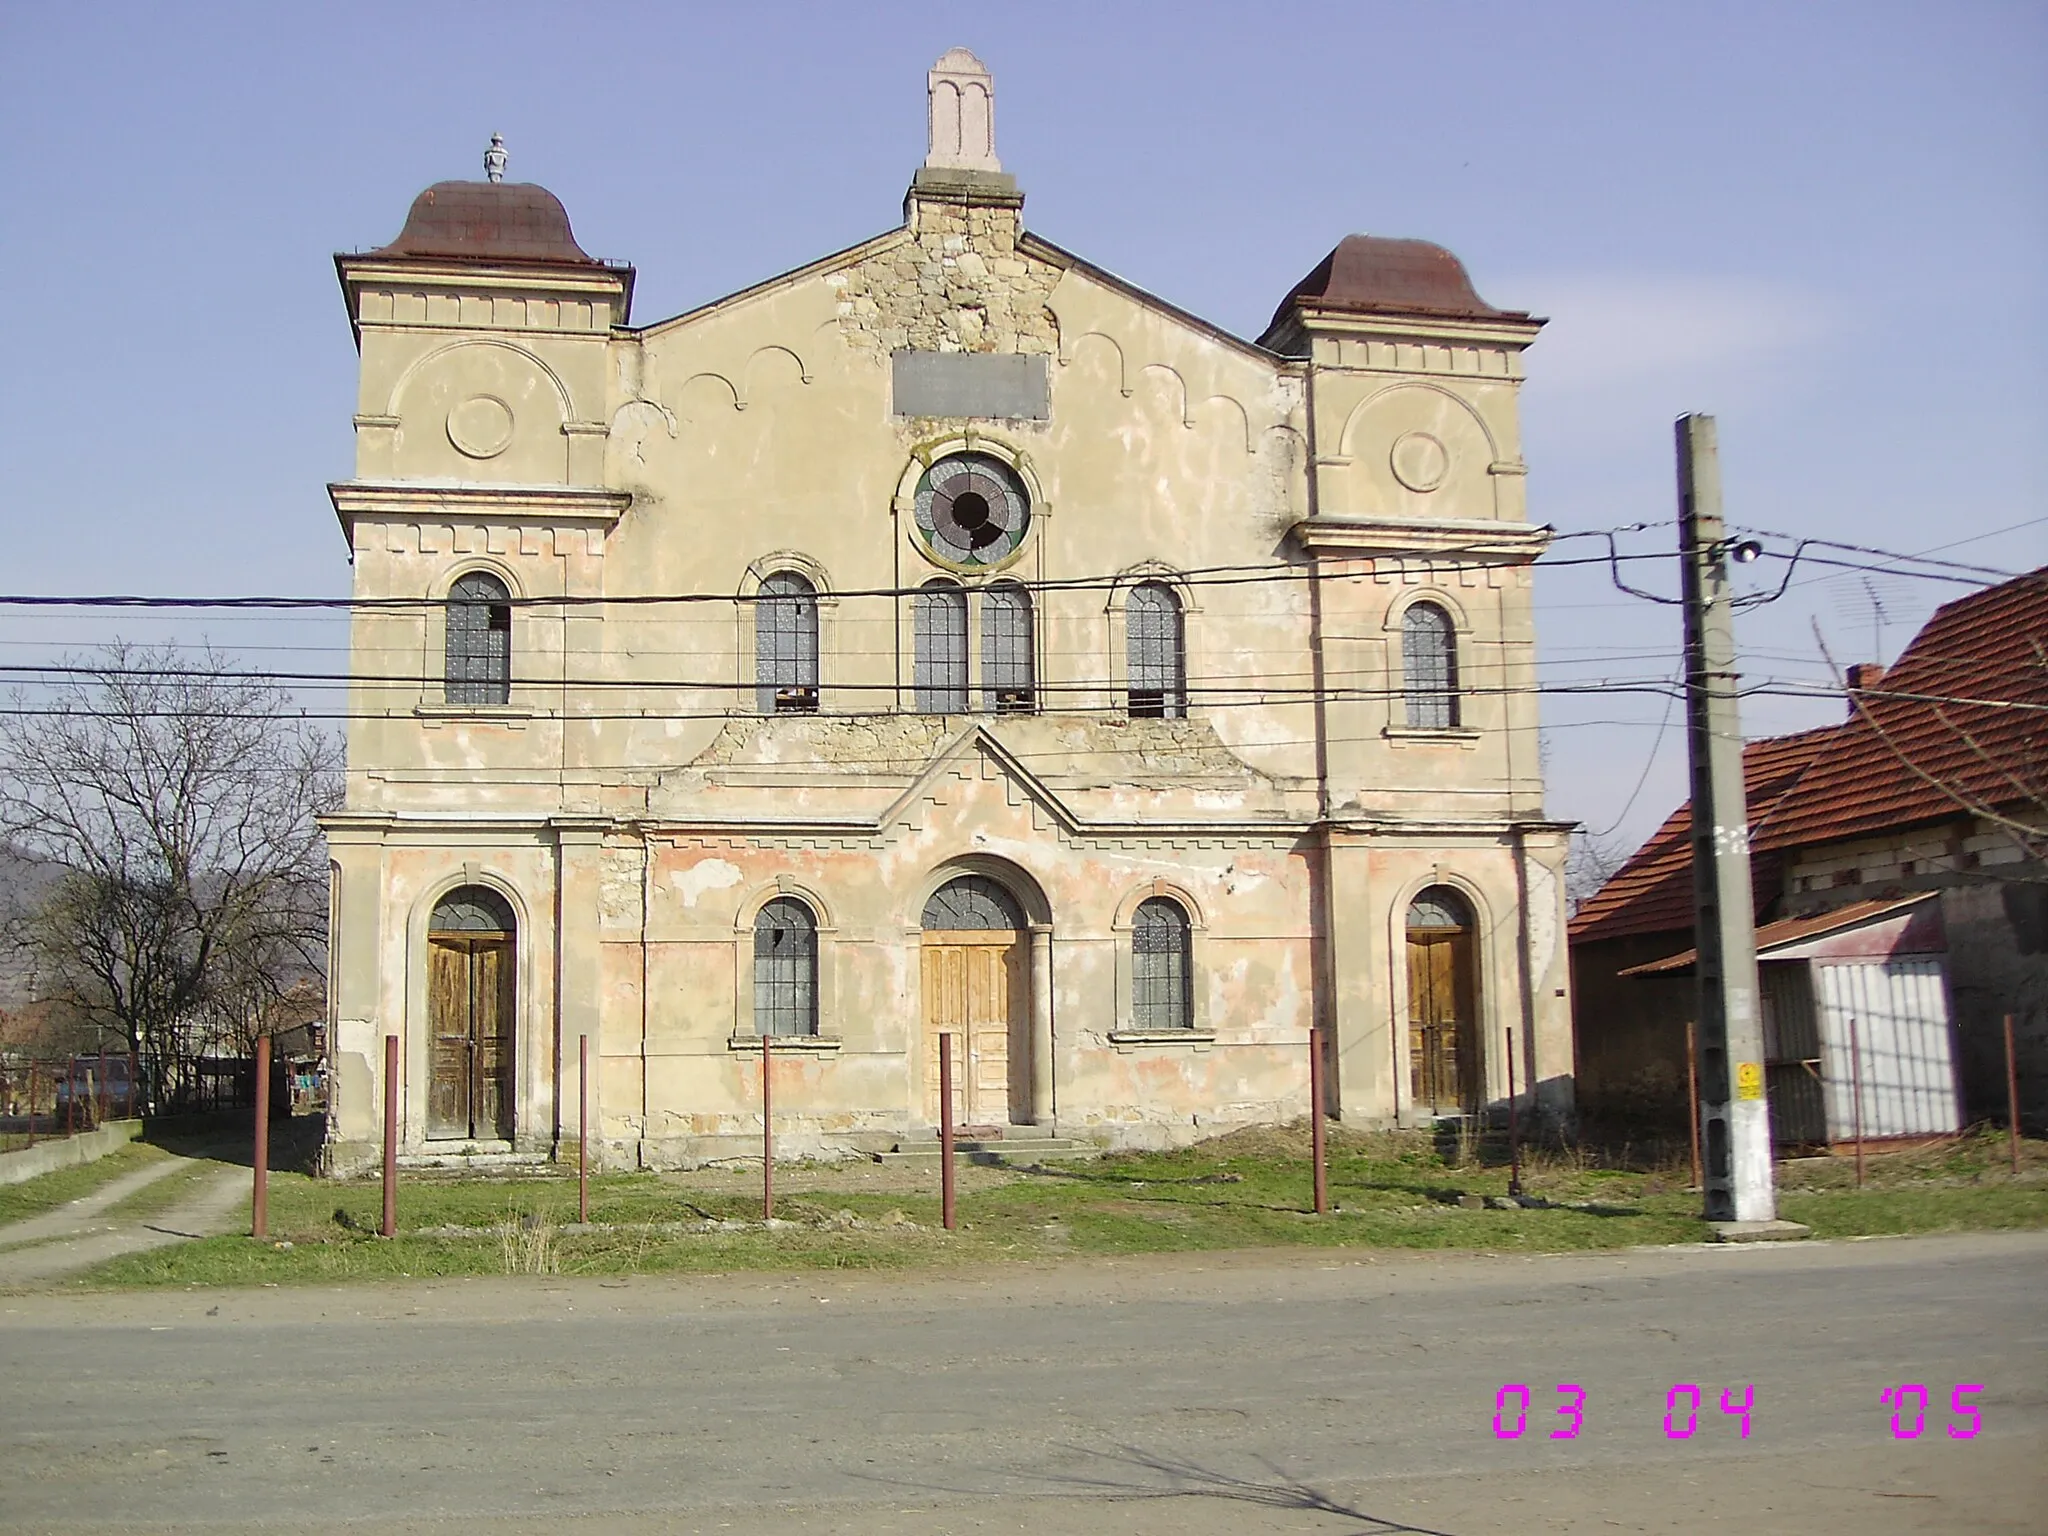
[913, 453, 1030, 567]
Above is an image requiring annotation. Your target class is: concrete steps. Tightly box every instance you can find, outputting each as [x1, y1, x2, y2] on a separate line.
[871, 1132, 1097, 1168]
[397, 1142, 553, 1173]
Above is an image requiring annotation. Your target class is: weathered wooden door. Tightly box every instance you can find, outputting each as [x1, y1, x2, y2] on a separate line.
[922, 936, 1026, 1129]
[1406, 929, 1476, 1113]
[427, 935, 514, 1140]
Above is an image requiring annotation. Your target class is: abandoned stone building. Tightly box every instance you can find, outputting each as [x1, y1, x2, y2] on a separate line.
[319, 50, 1574, 1171]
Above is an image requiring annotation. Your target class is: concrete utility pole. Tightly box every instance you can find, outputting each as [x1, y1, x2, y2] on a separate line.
[1675, 414, 1775, 1224]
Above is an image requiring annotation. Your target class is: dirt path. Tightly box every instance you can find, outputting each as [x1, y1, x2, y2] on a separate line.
[0, 1156, 248, 1287]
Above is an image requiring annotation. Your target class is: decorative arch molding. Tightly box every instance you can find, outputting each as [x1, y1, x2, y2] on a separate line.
[1382, 585, 1473, 633]
[908, 854, 1053, 931]
[738, 344, 813, 407]
[1110, 876, 1209, 932]
[732, 874, 838, 934]
[1054, 329, 1132, 395]
[1336, 379, 1501, 465]
[429, 555, 528, 602]
[413, 867, 534, 944]
[672, 370, 743, 416]
[740, 551, 838, 601]
[1102, 560, 1201, 617]
[387, 337, 575, 423]
[1389, 870, 1496, 948]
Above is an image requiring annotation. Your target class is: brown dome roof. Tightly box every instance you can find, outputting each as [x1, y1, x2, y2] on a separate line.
[368, 180, 601, 266]
[1264, 235, 1528, 336]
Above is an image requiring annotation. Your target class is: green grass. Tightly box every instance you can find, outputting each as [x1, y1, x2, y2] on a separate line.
[45, 1124, 2048, 1293]
[0, 1141, 169, 1228]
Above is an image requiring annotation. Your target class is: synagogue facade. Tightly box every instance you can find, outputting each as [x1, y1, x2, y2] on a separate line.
[320, 51, 1574, 1171]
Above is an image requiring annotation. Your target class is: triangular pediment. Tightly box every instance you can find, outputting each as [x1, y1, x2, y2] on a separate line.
[877, 724, 1081, 843]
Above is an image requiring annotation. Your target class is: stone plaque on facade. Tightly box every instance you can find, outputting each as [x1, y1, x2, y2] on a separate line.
[891, 351, 1049, 420]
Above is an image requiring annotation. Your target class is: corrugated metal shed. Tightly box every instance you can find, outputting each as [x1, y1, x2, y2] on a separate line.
[1625, 895, 1963, 1147]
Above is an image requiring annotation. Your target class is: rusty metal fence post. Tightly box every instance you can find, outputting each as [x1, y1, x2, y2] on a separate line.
[25, 1064, 36, 1148]
[1848, 1015, 1865, 1188]
[252, 1034, 272, 1240]
[98, 1047, 109, 1126]
[2006, 1014, 2022, 1177]
[1506, 1025, 1523, 1199]
[1308, 1026, 1328, 1215]
[578, 1033, 590, 1225]
[940, 1031, 957, 1232]
[761, 1034, 774, 1222]
[381, 1034, 398, 1238]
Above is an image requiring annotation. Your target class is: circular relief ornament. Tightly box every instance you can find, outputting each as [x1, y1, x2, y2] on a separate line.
[1390, 431, 1449, 493]
[913, 453, 1031, 567]
[447, 395, 515, 459]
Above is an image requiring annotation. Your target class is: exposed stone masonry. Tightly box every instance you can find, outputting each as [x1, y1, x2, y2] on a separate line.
[831, 194, 1061, 358]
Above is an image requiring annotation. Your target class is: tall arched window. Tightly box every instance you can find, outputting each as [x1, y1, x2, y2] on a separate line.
[1402, 601, 1460, 729]
[752, 897, 819, 1037]
[981, 582, 1035, 714]
[914, 582, 969, 713]
[1131, 897, 1194, 1030]
[755, 571, 820, 714]
[1126, 581, 1185, 719]
[446, 571, 511, 706]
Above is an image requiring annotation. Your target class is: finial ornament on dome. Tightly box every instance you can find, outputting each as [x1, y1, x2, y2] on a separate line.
[925, 48, 999, 173]
[483, 132, 507, 184]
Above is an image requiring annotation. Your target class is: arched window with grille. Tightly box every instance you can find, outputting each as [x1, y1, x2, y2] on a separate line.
[1131, 897, 1194, 1030]
[446, 571, 512, 706]
[1126, 581, 1185, 719]
[914, 582, 969, 713]
[1401, 601, 1460, 729]
[755, 571, 820, 714]
[980, 582, 1035, 714]
[752, 896, 819, 1037]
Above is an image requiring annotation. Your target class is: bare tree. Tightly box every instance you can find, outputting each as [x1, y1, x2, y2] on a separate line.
[1566, 827, 1632, 915]
[0, 644, 340, 1083]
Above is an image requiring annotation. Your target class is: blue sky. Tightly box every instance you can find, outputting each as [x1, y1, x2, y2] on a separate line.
[2, 1, 2043, 856]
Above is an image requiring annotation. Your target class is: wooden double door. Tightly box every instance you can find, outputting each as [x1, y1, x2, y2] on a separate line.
[921, 934, 1027, 1129]
[1407, 928, 1478, 1114]
[427, 934, 514, 1140]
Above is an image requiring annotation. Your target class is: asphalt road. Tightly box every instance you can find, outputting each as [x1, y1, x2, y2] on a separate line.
[0, 1232, 2042, 1535]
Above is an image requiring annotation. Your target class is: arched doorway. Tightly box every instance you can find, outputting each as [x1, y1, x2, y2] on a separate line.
[427, 886, 516, 1140]
[1406, 887, 1478, 1115]
[921, 874, 1027, 1129]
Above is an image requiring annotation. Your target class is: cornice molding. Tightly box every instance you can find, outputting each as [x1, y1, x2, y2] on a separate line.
[1287, 516, 1552, 561]
[329, 479, 632, 532]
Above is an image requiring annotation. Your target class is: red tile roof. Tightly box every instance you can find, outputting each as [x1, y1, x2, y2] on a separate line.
[1761, 568, 2048, 847]
[1571, 566, 2047, 948]
[1568, 727, 1837, 945]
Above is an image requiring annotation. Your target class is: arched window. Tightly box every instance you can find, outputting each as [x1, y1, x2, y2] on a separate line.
[1402, 602, 1460, 729]
[446, 571, 511, 706]
[921, 874, 1024, 932]
[1131, 897, 1193, 1030]
[752, 897, 819, 1037]
[980, 582, 1035, 714]
[755, 572, 820, 714]
[914, 582, 969, 713]
[1127, 582, 1185, 719]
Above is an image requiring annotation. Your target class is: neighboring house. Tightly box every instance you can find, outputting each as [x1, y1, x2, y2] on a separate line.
[1571, 568, 2048, 1139]
[320, 51, 1574, 1173]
